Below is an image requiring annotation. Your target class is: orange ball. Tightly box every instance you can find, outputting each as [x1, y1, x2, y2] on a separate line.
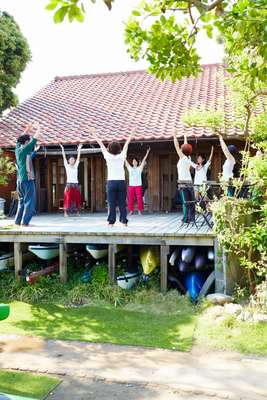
[181, 143, 192, 156]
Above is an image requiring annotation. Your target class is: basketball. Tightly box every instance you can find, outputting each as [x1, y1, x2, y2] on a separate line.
[227, 144, 238, 154]
[181, 143, 192, 156]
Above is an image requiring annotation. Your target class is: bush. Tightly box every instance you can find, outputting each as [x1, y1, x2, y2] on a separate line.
[250, 280, 267, 314]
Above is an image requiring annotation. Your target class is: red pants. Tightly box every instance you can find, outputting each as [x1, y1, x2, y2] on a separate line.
[64, 184, 81, 211]
[128, 185, 143, 212]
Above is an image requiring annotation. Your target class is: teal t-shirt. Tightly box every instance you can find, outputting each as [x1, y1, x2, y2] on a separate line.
[15, 138, 37, 182]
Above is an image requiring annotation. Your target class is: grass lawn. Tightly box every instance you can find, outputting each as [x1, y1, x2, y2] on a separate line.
[0, 370, 60, 399]
[195, 311, 267, 356]
[0, 301, 196, 351]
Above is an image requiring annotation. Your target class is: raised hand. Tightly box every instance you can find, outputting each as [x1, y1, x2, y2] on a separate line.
[88, 127, 97, 136]
[77, 143, 83, 151]
[172, 128, 178, 137]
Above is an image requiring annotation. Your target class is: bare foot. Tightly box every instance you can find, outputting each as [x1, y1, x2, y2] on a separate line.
[21, 224, 34, 227]
[129, 211, 134, 216]
[108, 223, 114, 227]
[138, 211, 142, 216]
[64, 213, 68, 217]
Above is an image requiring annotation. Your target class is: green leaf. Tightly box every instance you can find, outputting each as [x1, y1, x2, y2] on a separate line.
[132, 10, 141, 16]
[45, 1, 59, 11]
[53, 6, 68, 23]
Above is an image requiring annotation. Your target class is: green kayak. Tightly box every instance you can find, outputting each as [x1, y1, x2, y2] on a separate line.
[0, 304, 10, 321]
[0, 394, 38, 400]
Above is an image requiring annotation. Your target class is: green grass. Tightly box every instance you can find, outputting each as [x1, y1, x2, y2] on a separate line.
[0, 301, 196, 351]
[0, 370, 60, 399]
[195, 311, 267, 356]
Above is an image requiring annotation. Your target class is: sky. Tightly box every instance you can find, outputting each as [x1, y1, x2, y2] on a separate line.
[1, 0, 224, 102]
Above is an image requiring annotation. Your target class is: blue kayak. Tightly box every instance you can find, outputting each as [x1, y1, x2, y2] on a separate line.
[184, 272, 206, 302]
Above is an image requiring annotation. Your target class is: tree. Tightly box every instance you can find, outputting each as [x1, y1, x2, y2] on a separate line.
[45, 0, 114, 23]
[125, 0, 267, 84]
[0, 12, 31, 115]
[46, 1, 266, 87]
[0, 150, 16, 185]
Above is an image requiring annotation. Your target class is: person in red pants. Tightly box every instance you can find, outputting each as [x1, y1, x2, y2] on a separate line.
[126, 148, 150, 215]
[59, 143, 83, 217]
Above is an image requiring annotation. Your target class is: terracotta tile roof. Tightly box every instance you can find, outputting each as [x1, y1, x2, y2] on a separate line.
[0, 64, 263, 147]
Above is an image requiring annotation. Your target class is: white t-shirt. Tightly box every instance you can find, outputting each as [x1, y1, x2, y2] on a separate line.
[191, 161, 210, 185]
[103, 148, 126, 181]
[222, 159, 235, 181]
[64, 161, 79, 183]
[177, 157, 193, 182]
[127, 166, 142, 187]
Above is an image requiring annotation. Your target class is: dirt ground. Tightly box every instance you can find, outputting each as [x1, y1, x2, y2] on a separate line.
[48, 376, 226, 400]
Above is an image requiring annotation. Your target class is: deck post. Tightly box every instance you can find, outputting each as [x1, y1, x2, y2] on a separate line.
[160, 244, 169, 293]
[108, 244, 116, 282]
[59, 243, 68, 283]
[14, 242, 23, 281]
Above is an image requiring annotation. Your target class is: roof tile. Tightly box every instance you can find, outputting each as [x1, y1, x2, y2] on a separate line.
[0, 64, 264, 147]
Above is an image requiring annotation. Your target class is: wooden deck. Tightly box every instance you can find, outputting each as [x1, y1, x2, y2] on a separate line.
[0, 213, 216, 292]
[0, 213, 214, 244]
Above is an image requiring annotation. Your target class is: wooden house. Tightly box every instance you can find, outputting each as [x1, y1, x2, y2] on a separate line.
[0, 64, 246, 213]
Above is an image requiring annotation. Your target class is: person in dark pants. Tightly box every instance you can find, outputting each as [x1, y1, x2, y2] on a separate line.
[173, 128, 195, 224]
[15, 122, 42, 227]
[89, 127, 134, 226]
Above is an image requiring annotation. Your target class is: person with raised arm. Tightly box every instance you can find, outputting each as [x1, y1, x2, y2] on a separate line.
[15, 121, 42, 227]
[218, 134, 238, 196]
[173, 128, 195, 223]
[190, 146, 214, 199]
[125, 147, 150, 216]
[59, 143, 83, 217]
[89, 127, 134, 226]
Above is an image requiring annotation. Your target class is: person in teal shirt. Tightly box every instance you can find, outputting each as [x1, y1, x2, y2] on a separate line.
[15, 122, 42, 226]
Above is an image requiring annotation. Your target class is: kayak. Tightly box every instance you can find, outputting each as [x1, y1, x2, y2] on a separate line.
[0, 304, 10, 321]
[184, 272, 206, 302]
[0, 252, 33, 271]
[86, 244, 108, 260]
[0, 394, 38, 400]
[117, 271, 141, 290]
[86, 244, 125, 260]
[0, 252, 14, 271]
[28, 244, 59, 260]
[140, 246, 160, 275]
[181, 247, 195, 263]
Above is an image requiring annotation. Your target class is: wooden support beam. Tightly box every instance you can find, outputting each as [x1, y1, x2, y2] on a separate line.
[160, 244, 170, 293]
[14, 242, 22, 281]
[108, 244, 116, 282]
[59, 243, 68, 283]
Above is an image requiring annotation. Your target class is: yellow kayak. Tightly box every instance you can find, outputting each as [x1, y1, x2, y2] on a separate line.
[140, 246, 160, 275]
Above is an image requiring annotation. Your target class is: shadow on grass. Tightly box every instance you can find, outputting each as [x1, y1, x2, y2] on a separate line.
[3, 302, 196, 351]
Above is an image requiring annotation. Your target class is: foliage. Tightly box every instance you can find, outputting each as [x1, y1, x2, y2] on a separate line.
[125, 0, 267, 82]
[0, 370, 60, 399]
[45, 0, 114, 23]
[250, 280, 267, 314]
[0, 301, 197, 350]
[196, 308, 267, 355]
[45, 1, 266, 84]
[0, 149, 16, 185]
[216, 0, 267, 89]
[0, 262, 181, 310]
[181, 66, 266, 295]
[0, 12, 31, 114]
